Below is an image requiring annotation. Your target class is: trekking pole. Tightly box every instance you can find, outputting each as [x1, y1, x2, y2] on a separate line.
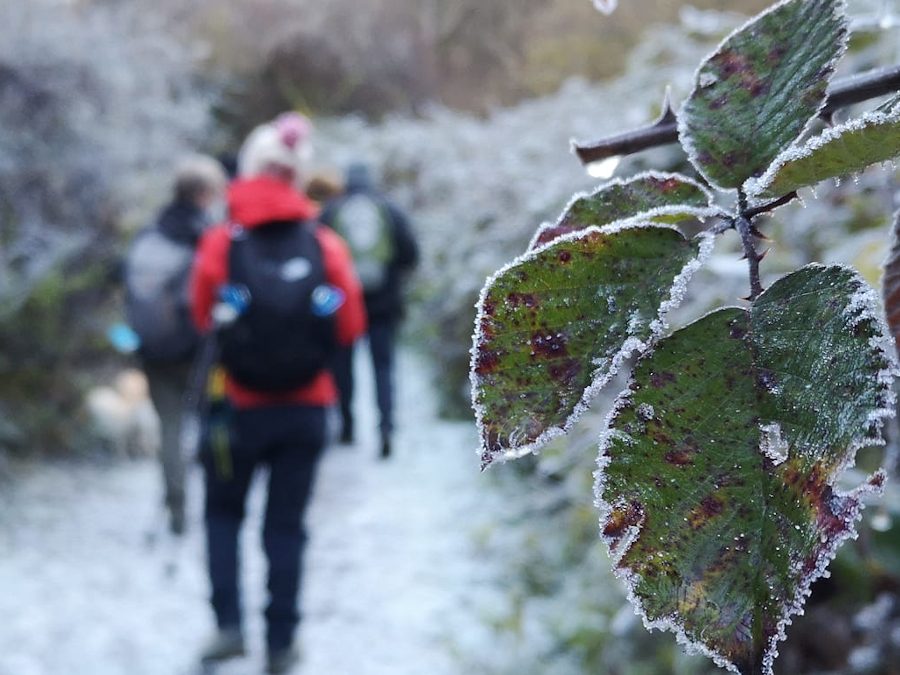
[181, 331, 220, 462]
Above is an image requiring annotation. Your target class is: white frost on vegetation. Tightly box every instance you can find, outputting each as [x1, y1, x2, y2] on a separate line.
[593, 264, 897, 675]
[594, 390, 743, 674]
[470, 223, 711, 465]
[649, 231, 716, 337]
[841, 270, 900, 437]
[764, 469, 887, 675]
[745, 104, 900, 202]
[0, 0, 210, 319]
[526, 222, 556, 252]
[678, 0, 849, 193]
[759, 422, 789, 465]
[526, 170, 721, 252]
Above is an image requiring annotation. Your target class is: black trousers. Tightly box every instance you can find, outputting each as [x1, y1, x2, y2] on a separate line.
[333, 318, 396, 438]
[202, 404, 326, 651]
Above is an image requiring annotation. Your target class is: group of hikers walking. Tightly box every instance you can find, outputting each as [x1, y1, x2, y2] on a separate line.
[122, 112, 418, 673]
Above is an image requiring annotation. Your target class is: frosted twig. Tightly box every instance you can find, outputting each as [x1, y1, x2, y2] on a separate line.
[821, 64, 900, 120]
[744, 191, 799, 219]
[737, 191, 765, 300]
[573, 65, 900, 165]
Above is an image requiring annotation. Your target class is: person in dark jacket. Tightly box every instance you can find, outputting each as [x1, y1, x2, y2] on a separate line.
[191, 113, 366, 674]
[320, 163, 419, 458]
[128, 155, 226, 535]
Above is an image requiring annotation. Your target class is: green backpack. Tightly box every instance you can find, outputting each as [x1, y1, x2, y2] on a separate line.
[332, 194, 394, 293]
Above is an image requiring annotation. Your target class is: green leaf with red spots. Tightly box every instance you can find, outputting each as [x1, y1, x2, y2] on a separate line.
[597, 265, 895, 675]
[472, 224, 711, 467]
[882, 209, 900, 359]
[745, 104, 900, 202]
[679, 0, 848, 190]
[530, 171, 717, 249]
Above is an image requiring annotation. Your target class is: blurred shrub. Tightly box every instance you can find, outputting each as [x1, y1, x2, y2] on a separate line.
[0, 0, 210, 454]
[313, 7, 737, 417]
[174, 0, 771, 138]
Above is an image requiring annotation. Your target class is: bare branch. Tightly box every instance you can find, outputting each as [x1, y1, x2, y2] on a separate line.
[573, 92, 678, 164]
[573, 65, 900, 165]
[821, 64, 900, 118]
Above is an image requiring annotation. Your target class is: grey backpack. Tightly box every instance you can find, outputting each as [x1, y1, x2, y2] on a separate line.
[124, 228, 199, 362]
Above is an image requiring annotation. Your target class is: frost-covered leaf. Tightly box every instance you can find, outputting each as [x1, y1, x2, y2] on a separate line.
[746, 105, 900, 201]
[679, 0, 847, 190]
[472, 224, 712, 467]
[597, 265, 895, 674]
[530, 172, 716, 250]
[875, 91, 900, 114]
[883, 210, 900, 358]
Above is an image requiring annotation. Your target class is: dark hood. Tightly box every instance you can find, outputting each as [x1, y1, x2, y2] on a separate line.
[345, 163, 374, 193]
[157, 199, 209, 245]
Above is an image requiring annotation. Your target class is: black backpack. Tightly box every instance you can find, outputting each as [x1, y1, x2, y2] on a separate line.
[217, 220, 337, 392]
[124, 228, 199, 362]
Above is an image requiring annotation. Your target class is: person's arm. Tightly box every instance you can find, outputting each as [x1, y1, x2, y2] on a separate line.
[318, 226, 367, 346]
[190, 225, 230, 333]
[387, 202, 419, 271]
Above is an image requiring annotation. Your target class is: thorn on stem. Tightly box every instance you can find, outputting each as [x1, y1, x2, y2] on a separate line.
[750, 226, 770, 241]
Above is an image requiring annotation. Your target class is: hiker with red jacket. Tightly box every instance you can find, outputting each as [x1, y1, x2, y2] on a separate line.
[190, 112, 366, 674]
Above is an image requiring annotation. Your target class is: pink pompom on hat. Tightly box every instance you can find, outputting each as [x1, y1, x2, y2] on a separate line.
[237, 112, 314, 180]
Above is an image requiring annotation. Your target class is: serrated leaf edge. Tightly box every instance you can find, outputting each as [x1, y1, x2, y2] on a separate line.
[745, 104, 900, 202]
[527, 170, 720, 252]
[677, 0, 849, 193]
[593, 264, 897, 674]
[471, 223, 716, 466]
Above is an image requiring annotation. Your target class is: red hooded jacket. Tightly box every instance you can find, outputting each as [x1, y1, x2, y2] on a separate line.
[191, 175, 367, 408]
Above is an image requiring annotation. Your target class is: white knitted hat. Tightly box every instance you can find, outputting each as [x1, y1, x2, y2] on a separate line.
[237, 112, 313, 180]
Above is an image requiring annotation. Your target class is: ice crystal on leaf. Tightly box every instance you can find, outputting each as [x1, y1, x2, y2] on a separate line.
[471, 225, 712, 467]
[595, 265, 895, 674]
[745, 105, 900, 202]
[678, 0, 848, 190]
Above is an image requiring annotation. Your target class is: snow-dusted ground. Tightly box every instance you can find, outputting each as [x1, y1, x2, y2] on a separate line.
[0, 350, 504, 675]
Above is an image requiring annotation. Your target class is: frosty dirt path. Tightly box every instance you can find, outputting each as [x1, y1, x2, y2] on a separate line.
[0, 351, 502, 675]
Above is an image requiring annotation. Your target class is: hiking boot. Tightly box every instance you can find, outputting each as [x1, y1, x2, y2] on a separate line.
[199, 627, 245, 665]
[379, 436, 391, 460]
[266, 644, 301, 673]
[338, 425, 354, 445]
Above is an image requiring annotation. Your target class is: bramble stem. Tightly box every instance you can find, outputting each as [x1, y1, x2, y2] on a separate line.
[734, 191, 766, 300]
[736, 214, 764, 301]
[574, 65, 900, 164]
[744, 191, 798, 219]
